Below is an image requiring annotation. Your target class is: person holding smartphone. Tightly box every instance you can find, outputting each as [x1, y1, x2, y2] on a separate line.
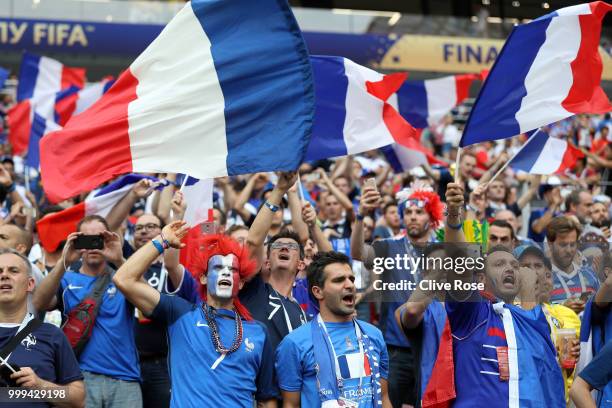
[32, 215, 143, 408]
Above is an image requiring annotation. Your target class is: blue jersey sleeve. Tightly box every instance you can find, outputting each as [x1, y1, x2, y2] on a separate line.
[52, 325, 83, 384]
[377, 332, 389, 380]
[579, 340, 612, 390]
[255, 324, 279, 401]
[275, 335, 304, 392]
[150, 293, 194, 326]
[165, 266, 200, 303]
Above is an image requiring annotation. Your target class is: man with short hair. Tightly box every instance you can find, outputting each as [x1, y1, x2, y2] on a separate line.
[113, 223, 277, 407]
[565, 189, 593, 225]
[244, 172, 307, 351]
[529, 182, 563, 242]
[0, 249, 85, 407]
[547, 216, 600, 311]
[372, 203, 401, 240]
[276, 251, 391, 407]
[32, 215, 142, 407]
[488, 220, 516, 251]
[589, 201, 611, 240]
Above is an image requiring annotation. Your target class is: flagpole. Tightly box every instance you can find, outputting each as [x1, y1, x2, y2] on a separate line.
[296, 171, 305, 203]
[179, 174, 189, 192]
[454, 147, 462, 184]
[482, 128, 541, 188]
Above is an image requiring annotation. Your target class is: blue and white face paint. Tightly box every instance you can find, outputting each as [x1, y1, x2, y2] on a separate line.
[207, 254, 240, 299]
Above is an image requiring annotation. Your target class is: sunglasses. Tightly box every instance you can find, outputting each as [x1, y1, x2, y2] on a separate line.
[270, 242, 300, 251]
[404, 199, 427, 209]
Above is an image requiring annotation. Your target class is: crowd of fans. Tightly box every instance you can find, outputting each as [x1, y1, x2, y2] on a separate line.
[0, 78, 611, 408]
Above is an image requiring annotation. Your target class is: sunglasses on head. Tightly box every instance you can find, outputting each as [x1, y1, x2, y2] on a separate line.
[404, 199, 427, 209]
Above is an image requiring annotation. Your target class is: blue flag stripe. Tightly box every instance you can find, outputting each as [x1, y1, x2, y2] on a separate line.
[396, 81, 429, 129]
[460, 18, 552, 146]
[17, 52, 41, 102]
[25, 113, 46, 169]
[191, 0, 314, 175]
[304, 56, 348, 161]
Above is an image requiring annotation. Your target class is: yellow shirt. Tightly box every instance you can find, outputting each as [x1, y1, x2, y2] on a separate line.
[543, 303, 581, 405]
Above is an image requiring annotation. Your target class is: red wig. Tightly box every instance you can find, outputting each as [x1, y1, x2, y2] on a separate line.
[186, 234, 257, 320]
[408, 190, 444, 229]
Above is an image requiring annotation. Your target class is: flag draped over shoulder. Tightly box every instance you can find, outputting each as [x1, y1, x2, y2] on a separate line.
[40, 0, 315, 203]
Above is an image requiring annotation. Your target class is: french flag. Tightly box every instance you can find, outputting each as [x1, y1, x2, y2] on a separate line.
[508, 130, 584, 175]
[16, 52, 85, 103]
[36, 174, 165, 252]
[7, 101, 33, 155]
[55, 78, 116, 125]
[461, 2, 612, 147]
[40, 0, 314, 203]
[392, 74, 477, 129]
[304, 55, 415, 161]
[381, 140, 447, 173]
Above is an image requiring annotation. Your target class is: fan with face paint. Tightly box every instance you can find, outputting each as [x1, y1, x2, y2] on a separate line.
[206, 254, 240, 299]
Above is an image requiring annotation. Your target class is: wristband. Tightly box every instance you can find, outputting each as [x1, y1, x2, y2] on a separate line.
[446, 220, 463, 230]
[151, 239, 165, 255]
[263, 200, 280, 212]
[159, 232, 171, 249]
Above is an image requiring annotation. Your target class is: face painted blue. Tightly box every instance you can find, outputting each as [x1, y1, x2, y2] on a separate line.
[207, 254, 239, 299]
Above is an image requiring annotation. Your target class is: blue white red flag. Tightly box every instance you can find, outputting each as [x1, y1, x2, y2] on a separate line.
[392, 74, 477, 129]
[36, 174, 166, 252]
[17, 52, 85, 103]
[40, 0, 314, 203]
[54, 77, 116, 125]
[305, 55, 416, 161]
[381, 140, 447, 173]
[508, 130, 584, 175]
[460, 2, 612, 147]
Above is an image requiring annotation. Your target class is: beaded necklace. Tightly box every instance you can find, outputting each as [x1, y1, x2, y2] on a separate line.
[202, 303, 243, 354]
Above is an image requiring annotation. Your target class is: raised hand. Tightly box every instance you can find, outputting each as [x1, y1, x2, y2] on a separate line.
[101, 230, 124, 266]
[0, 164, 12, 187]
[301, 202, 317, 228]
[276, 171, 298, 193]
[359, 185, 381, 216]
[131, 178, 157, 199]
[161, 220, 190, 249]
[171, 190, 187, 221]
[445, 182, 465, 210]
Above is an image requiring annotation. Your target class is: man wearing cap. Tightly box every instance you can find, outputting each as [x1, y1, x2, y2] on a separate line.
[351, 183, 444, 408]
[529, 179, 564, 242]
[516, 245, 581, 404]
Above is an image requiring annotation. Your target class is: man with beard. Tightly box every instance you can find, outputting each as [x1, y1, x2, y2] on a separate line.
[351, 184, 444, 408]
[113, 223, 277, 407]
[589, 201, 611, 240]
[547, 216, 600, 312]
[372, 203, 402, 240]
[276, 251, 392, 407]
[445, 182, 565, 407]
[32, 215, 142, 407]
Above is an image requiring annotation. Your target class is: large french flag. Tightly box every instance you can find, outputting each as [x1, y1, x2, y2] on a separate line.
[16, 52, 85, 103]
[461, 2, 612, 147]
[55, 78, 116, 126]
[304, 56, 415, 161]
[40, 0, 314, 203]
[176, 174, 214, 227]
[36, 174, 165, 252]
[508, 130, 584, 175]
[393, 74, 477, 129]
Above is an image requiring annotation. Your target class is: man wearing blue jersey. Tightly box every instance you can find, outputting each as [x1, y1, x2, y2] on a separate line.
[276, 251, 392, 408]
[444, 182, 566, 408]
[113, 221, 277, 408]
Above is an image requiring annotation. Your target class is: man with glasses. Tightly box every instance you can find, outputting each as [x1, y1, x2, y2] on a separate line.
[242, 172, 308, 352]
[547, 216, 600, 313]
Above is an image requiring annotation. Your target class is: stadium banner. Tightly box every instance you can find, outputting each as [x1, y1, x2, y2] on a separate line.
[1, 17, 610, 80]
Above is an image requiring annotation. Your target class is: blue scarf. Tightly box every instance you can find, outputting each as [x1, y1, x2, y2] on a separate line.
[311, 314, 381, 407]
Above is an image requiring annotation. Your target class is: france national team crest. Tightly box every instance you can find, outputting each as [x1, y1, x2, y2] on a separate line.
[21, 334, 36, 351]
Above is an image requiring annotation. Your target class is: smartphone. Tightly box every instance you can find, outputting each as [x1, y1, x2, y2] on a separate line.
[365, 177, 377, 190]
[74, 235, 104, 250]
[305, 173, 320, 183]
